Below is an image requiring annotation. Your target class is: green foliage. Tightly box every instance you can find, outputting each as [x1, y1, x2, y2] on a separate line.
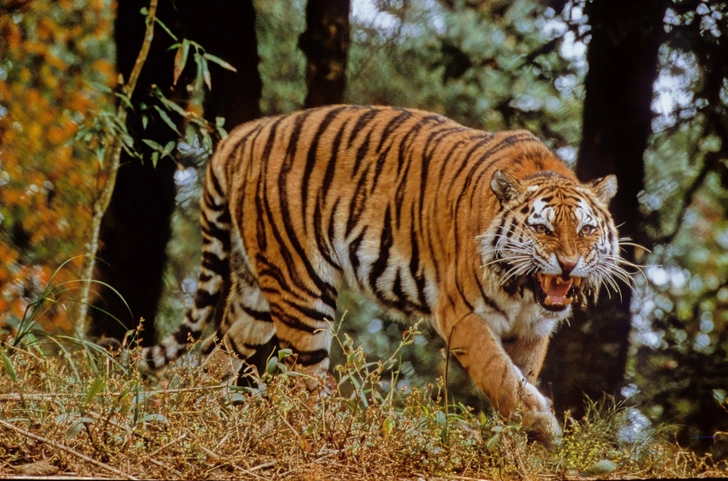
[254, 0, 307, 115]
[626, 0, 728, 457]
[71, 14, 230, 170]
[346, 0, 583, 155]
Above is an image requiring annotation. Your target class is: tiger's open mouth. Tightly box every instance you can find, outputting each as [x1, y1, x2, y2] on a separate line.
[533, 273, 582, 311]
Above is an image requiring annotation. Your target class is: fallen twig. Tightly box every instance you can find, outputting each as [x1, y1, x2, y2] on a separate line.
[232, 461, 277, 480]
[0, 419, 138, 480]
[0, 383, 228, 401]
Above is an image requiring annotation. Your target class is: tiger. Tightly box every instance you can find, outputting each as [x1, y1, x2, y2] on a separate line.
[140, 104, 624, 446]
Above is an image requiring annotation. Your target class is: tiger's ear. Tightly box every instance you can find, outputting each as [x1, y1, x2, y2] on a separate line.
[490, 170, 522, 203]
[588, 175, 618, 204]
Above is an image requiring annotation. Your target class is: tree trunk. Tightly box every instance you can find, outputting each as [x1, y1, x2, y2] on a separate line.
[299, 0, 351, 108]
[181, 0, 262, 129]
[90, 0, 261, 344]
[541, 0, 668, 415]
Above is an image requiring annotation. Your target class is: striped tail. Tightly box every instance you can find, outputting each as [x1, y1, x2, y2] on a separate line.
[141, 160, 230, 370]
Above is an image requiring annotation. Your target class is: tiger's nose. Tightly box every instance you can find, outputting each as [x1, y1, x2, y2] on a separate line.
[557, 254, 578, 276]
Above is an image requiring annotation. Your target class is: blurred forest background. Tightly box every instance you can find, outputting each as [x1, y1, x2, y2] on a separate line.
[1, 0, 728, 459]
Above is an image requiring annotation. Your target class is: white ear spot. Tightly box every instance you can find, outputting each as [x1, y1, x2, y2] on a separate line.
[527, 185, 540, 192]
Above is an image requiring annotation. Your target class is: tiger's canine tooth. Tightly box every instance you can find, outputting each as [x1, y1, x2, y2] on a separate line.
[542, 275, 553, 293]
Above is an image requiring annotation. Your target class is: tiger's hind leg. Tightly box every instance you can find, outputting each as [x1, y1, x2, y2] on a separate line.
[195, 218, 274, 375]
[255, 265, 339, 390]
[200, 261, 277, 382]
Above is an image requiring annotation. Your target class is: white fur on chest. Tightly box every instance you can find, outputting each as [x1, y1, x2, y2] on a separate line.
[476, 277, 567, 343]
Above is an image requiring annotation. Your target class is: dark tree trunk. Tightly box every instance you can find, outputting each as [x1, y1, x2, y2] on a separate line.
[299, 0, 351, 108]
[90, 0, 178, 344]
[90, 0, 261, 344]
[541, 0, 668, 415]
[181, 0, 262, 129]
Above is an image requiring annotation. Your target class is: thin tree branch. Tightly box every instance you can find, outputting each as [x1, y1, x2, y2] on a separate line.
[76, 0, 159, 335]
[0, 419, 138, 480]
[650, 149, 720, 246]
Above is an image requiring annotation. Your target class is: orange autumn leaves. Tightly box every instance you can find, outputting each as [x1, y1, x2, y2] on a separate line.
[0, 0, 115, 333]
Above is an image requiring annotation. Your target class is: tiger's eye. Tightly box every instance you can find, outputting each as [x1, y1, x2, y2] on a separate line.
[580, 225, 595, 236]
[532, 224, 549, 235]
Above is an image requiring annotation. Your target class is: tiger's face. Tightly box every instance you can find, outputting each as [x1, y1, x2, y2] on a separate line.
[483, 170, 622, 316]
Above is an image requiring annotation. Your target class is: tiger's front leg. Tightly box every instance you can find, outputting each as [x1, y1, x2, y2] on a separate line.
[446, 313, 562, 446]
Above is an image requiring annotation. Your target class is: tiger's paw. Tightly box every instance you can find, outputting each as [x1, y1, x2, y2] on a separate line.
[523, 410, 562, 448]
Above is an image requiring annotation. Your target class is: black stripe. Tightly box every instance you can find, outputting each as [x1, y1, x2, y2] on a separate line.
[455, 280, 474, 311]
[328, 197, 340, 243]
[476, 277, 507, 317]
[217, 205, 231, 225]
[368, 207, 394, 291]
[454, 134, 539, 214]
[146, 350, 163, 370]
[301, 106, 349, 222]
[346, 108, 379, 149]
[256, 254, 302, 301]
[255, 193, 268, 252]
[445, 136, 493, 195]
[226, 334, 246, 358]
[391, 269, 406, 309]
[345, 164, 371, 239]
[241, 305, 273, 322]
[395, 115, 437, 174]
[432, 139, 466, 199]
[262, 199, 321, 299]
[348, 227, 367, 273]
[255, 116, 287, 252]
[174, 323, 202, 345]
[375, 110, 413, 152]
[314, 191, 341, 270]
[370, 143, 392, 192]
[194, 289, 219, 309]
[202, 251, 227, 276]
[208, 164, 225, 198]
[417, 126, 462, 219]
[200, 217, 231, 252]
[291, 348, 329, 367]
[409, 207, 431, 313]
[270, 305, 317, 334]
[202, 190, 225, 212]
[201, 337, 218, 355]
[321, 118, 348, 203]
[285, 300, 334, 324]
[394, 170, 408, 231]
[353, 128, 373, 177]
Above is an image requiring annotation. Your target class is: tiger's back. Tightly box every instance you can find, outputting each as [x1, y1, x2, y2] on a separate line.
[143, 105, 623, 446]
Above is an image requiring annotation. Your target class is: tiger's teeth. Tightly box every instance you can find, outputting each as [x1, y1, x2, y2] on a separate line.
[544, 296, 552, 306]
[573, 277, 582, 287]
[542, 275, 552, 293]
[563, 297, 573, 305]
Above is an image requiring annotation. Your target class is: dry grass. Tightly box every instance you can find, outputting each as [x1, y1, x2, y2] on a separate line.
[0, 328, 725, 480]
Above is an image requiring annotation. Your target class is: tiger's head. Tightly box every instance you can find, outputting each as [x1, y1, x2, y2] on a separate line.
[482, 169, 626, 317]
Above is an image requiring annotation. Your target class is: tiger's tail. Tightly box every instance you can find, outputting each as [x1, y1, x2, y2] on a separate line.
[140, 157, 230, 370]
